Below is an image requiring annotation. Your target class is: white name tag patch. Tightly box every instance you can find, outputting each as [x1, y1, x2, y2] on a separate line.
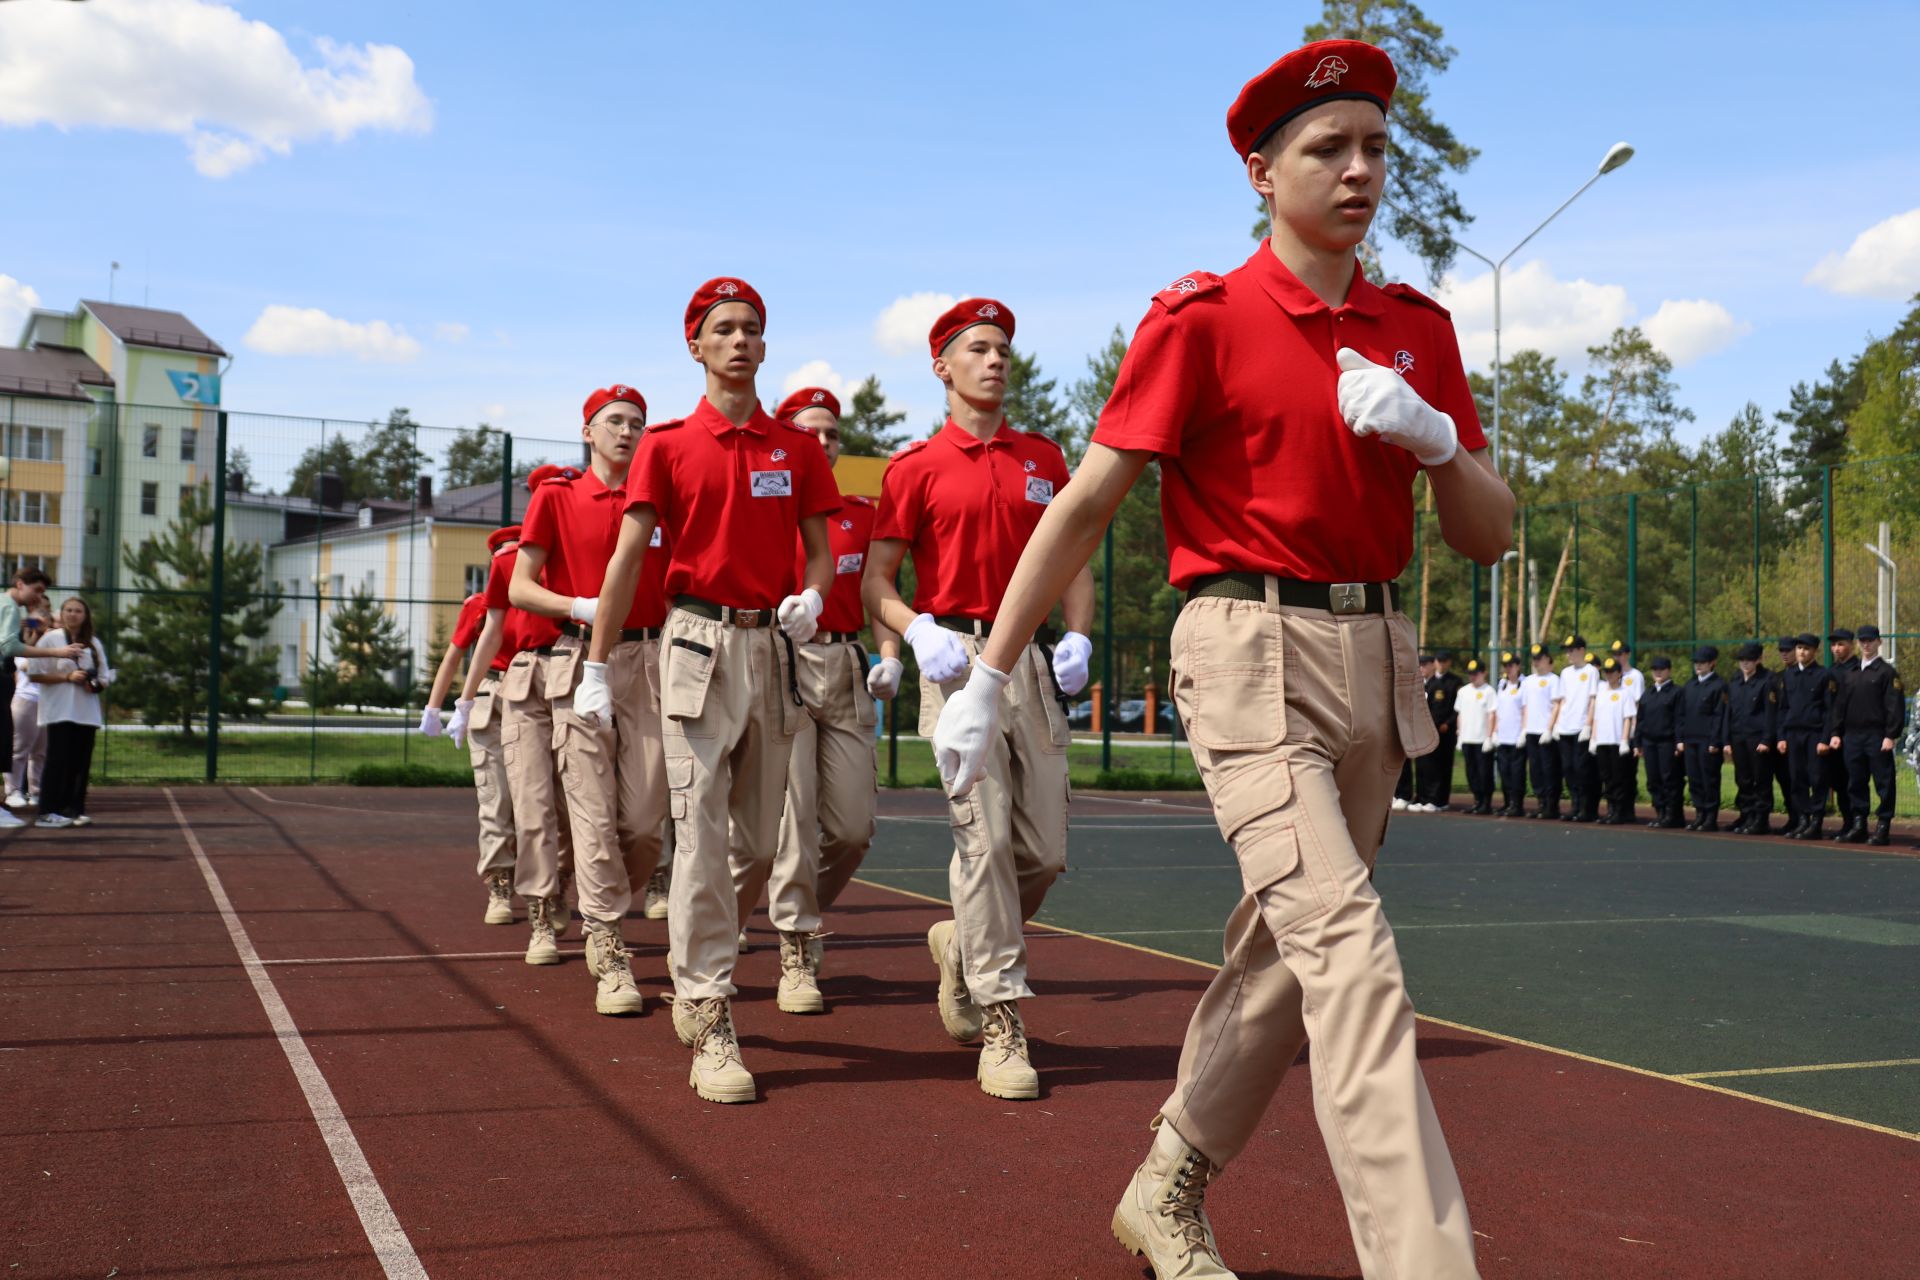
[649, 527, 663, 547]
[750, 469, 793, 498]
[835, 552, 865, 575]
[1025, 476, 1054, 505]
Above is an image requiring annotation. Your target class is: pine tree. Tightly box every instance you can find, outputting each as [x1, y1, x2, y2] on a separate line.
[837, 377, 910, 456]
[1004, 348, 1070, 445]
[443, 423, 506, 488]
[312, 584, 413, 711]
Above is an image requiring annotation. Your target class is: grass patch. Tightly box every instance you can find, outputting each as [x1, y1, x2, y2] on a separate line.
[345, 762, 474, 788]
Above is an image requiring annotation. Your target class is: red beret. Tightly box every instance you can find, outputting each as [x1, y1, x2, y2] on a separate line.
[1227, 39, 1396, 158]
[775, 387, 842, 422]
[685, 277, 766, 341]
[582, 384, 646, 425]
[487, 524, 521, 552]
[929, 297, 1014, 358]
[524, 464, 579, 492]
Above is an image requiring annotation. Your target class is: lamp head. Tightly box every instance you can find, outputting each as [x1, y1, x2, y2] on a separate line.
[1599, 142, 1635, 174]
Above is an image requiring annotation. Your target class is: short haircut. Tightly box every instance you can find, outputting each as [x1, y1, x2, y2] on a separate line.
[14, 568, 51, 588]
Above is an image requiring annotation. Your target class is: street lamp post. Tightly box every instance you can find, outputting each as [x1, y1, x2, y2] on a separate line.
[1387, 142, 1634, 660]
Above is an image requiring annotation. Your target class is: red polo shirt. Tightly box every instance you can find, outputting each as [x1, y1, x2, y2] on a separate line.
[625, 398, 841, 608]
[798, 494, 875, 634]
[872, 419, 1071, 619]
[1091, 243, 1486, 589]
[520, 465, 670, 628]
[484, 548, 561, 657]
[451, 592, 486, 651]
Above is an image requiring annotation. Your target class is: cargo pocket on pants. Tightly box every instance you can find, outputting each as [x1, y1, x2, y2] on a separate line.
[501, 653, 536, 703]
[545, 643, 583, 698]
[666, 754, 693, 821]
[851, 648, 877, 729]
[1173, 608, 1286, 752]
[664, 636, 717, 731]
[1388, 614, 1438, 758]
[947, 793, 983, 858]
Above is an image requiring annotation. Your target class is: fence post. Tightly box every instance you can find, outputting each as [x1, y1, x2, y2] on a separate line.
[1470, 561, 1481, 664]
[1571, 506, 1581, 633]
[1101, 523, 1114, 772]
[500, 433, 514, 526]
[1751, 475, 1762, 636]
[1689, 485, 1699, 646]
[205, 410, 229, 782]
[1626, 492, 1638, 654]
[1822, 465, 1834, 657]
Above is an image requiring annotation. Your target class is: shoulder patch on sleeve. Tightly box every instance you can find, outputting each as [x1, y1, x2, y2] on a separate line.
[888, 439, 930, 462]
[1383, 282, 1452, 319]
[1153, 271, 1224, 311]
[846, 494, 875, 507]
[647, 417, 686, 433]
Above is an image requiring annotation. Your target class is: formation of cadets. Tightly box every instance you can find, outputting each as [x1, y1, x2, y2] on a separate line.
[1396, 629, 1908, 844]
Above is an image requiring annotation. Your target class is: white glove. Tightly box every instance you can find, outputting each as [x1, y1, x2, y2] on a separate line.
[933, 659, 1011, 798]
[570, 597, 599, 625]
[419, 706, 444, 737]
[905, 613, 971, 684]
[447, 698, 473, 748]
[1335, 348, 1458, 467]
[573, 660, 612, 727]
[1052, 631, 1093, 696]
[866, 655, 904, 701]
[777, 588, 824, 642]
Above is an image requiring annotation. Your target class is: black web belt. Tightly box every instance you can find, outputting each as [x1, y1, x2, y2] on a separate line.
[1187, 573, 1395, 615]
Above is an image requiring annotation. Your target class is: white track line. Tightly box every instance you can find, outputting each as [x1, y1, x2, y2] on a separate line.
[263, 948, 586, 967]
[164, 787, 428, 1280]
[246, 786, 428, 816]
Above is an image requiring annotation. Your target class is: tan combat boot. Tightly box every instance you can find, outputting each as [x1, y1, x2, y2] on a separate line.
[776, 930, 825, 1014]
[1111, 1117, 1236, 1279]
[927, 919, 982, 1043]
[976, 1001, 1039, 1100]
[548, 877, 572, 938]
[482, 870, 514, 925]
[524, 896, 560, 966]
[642, 869, 670, 921]
[584, 920, 645, 1016]
[684, 996, 756, 1104]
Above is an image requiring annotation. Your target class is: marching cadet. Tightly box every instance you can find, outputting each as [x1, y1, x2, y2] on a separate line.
[1678, 645, 1730, 830]
[1493, 650, 1527, 816]
[1832, 623, 1904, 845]
[1635, 656, 1683, 828]
[1585, 657, 1636, 823]
[1453, 659, 1496, 813]
[1778, 633, 1840, 840]
[929, 37, 1504, 1278]
[421, 529, 520, 924]
[1392, 653, 1433, 811]
[1418, 649, 1462, 810]
[1825, 629, 1862, 839]
[509, 385, 668, 1017]
[582, 277, 842, 1103]
[1521, 644, 1562, 818]
[1610, 641, 1643, 813]
[1727, 641, 1777, 835]
[730, 386, 903, 1014]
[864, 297, 1095, 1101]
[1768, 636, 1798, 819]
[1554, 635, 1599, 821]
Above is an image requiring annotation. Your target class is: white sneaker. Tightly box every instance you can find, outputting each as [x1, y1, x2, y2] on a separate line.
[4, 791, 23, 809]
[34, 814, 71, 829]
[0, 809, 27, 828]
[71, 815, 92, 827]
[1391, 797, 1408, 811]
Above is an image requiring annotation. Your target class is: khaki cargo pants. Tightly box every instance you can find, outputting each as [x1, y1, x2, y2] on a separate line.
[500, 647, 572, 902]
[1160, 588, 1477, 1280]
[547, 633, 668, 924]
[466, 673, 516, 880]
[731, 637, 878, 934]
[661, 610, 800, 1000]
[920, 635, 1069, 1008]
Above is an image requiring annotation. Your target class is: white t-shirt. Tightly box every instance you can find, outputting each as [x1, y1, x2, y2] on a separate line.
[1556, 661, 1599, 737]
[1589, 684, 1637, 748]
[1494, 679, 1526, 746]
[13, 658, 38, 705]
[1454, 683, 1496, 745]
[1621, 667, 1644, 701]
[1521, 672, 1562, 736]
[30, 629, 112, 728]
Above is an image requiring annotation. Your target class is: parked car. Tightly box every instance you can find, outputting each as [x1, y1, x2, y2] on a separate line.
[1067, 699, 1094, 729]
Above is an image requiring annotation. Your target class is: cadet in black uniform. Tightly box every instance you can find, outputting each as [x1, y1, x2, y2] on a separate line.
[1419, 649, 1463, 810]
[1778, 633, 1840, 840]
[1767, 637, 1797, 822]
[1679, 645, 1730, 830]
[1825, 629, 1862, 838]
[1833, 623, 1905, 845]
[1394, 654, 1434, 811]
[1727, 641, 1777, 834]
[1635, 656, 1683, 828]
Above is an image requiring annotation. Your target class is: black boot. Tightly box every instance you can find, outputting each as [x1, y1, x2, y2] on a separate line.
[1748, 815, 1772, 836]
[1868, 819, 1892, 847]
[1841, 817, 1869, 844]
[1800, 817, 1824, 841]
[1662, 804, 1687, 830]
[1829, 815, 1856, 841]
[1729, 814, 1754, 835]
[1699, 808, 1719, 833]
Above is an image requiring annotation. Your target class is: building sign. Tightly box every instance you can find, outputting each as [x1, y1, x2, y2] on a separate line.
[167, 370, 221, 405]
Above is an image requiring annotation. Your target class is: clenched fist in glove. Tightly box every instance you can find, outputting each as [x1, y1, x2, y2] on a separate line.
[418, 706, 445, 737]
[1335, 348, 1458, 467]
[570, 596, 599, 626]
[1051, 631, 1093, 696]
[447, 698, 474, 748]
[933, 659, 1011, 797]
[777, 588, 824, 643]
[866, 655, 904, 701]
[905, 614, 971, 685]
[573, 660, 612, 727]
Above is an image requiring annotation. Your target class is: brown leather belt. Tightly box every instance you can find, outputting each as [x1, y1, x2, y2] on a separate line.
[1187, 573, 1395, 615]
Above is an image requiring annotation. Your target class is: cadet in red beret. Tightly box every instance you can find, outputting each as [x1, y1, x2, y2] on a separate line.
[864, 297, 1094, 1103]
[727, 386, 900, 1015]
[930, 38, 1510, 1279]
[585, 278, 841, 1103]
[508, 384, 671, 1016]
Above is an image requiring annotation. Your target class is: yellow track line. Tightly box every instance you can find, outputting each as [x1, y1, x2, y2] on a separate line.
[848, 876, 1920, 1144]
[1681, 1058, 1920, 1080]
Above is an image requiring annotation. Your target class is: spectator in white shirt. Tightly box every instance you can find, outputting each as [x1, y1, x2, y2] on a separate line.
[30, 596, 113, 828]
[1556, 636, 1601, 822]
[1453, 660, 1498, 814]
[1521, 645, 1565, 818]
[1492, 651, 1527, 816]
[7, 608, 52, 808]
[1587, 658, 1639, 824]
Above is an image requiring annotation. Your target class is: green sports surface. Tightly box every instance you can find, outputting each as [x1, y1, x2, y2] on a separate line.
[859, 796, 1920, 1136]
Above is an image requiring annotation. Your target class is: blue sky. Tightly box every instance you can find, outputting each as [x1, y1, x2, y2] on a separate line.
[6, 1, 1920, 484]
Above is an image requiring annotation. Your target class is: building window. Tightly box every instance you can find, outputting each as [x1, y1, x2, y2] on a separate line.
[10, 426, 59, 461]
[140, 481, 158, 516]
[463, 564, 487, 595]
[88, 446, 103, 477]
[8, 492, 57, 525]
[179, 484, 196, 513]
[86, 507, 102, 536]
[180, 427, 198, 462]
[1, 555, 55, 580]
[142, 424, 161, 459]
[81, 566, 99, 590]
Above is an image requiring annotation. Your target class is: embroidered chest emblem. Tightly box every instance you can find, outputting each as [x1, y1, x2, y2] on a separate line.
[1023, 459, 1037, 473]
[770, 448, 787, 462]
[1393, 350, 1415, 374]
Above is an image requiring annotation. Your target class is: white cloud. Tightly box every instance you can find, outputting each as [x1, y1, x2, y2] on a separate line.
[243, 305, 421, 362]
[1438, 260, 1745, 369]
[1805, 208, 1920, 298]
[0, 0, 431, 177]
[873, 292, 955, 357]
[781, 360, 856, 398]
[1641, 299, 1750, 366]
[434, 322, 470, 344]
[0, 275, 42, 344]
[482, 403, 508, 421]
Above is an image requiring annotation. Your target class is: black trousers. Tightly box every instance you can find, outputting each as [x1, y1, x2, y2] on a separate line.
[1418, 729, 1457, 806]
[1784, 729, 1828, 818]
[1594, 744, 1634, 815]
[1730, 736, 1771, 821]
[39, 721, 96, 818]
[1527, 733, 1560, 809]
[1827, 744, 1855, 820]
[1462, 742, 1494, 805]
[1395, 759, 1414, 802]
[1771, 741, 1795, 817]
[1681, 741, 1723, 813]
[1558, 734, 1599, 817]
[1843, 731, 1897, 819]
[1496, 742, 1527, 810]
[1642, 737, 1680, 814]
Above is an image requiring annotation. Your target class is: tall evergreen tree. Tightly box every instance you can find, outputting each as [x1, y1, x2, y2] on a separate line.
[836, 376, 910, 456]
[442, 423, 505, 489]
[288, 407, 429, 503]
[1003, 347, 1070, 445]
[309, 584, 413, 711]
